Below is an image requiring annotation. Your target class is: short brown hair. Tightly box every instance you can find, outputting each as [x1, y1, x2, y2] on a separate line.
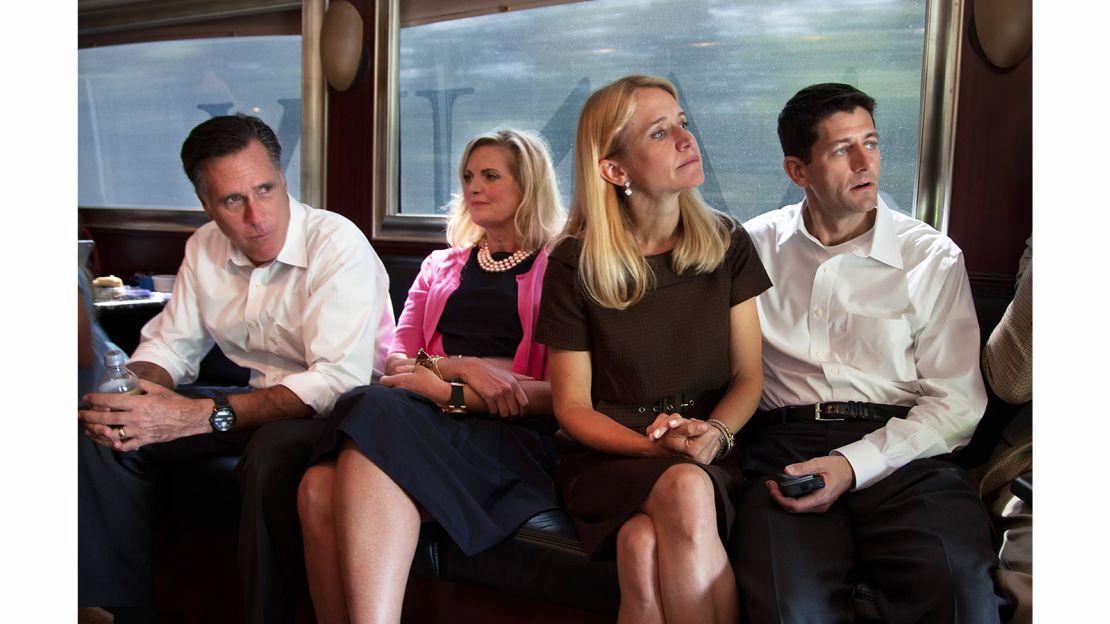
[778, 83, 876, 163]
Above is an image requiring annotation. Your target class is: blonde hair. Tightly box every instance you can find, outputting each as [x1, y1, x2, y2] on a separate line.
[444, 128, 566, 251]
[562, 75, 735, 310]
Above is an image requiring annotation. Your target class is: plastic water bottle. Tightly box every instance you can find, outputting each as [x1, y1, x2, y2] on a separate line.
[98, 350, 141, 395]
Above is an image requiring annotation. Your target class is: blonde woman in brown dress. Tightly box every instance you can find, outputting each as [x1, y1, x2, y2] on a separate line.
[537, 75, 771, 624]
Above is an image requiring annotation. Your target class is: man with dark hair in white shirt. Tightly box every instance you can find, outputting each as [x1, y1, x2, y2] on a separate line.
[733, 84, 1000, 622]
[78, 115, 395, 624]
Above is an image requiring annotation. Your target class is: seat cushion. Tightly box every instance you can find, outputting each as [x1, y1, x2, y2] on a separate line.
[422, 509, 620, 616]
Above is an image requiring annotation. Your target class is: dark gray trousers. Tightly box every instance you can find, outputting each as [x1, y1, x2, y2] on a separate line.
[730, 419, 1002, 624]
[78, 394, 324, 624]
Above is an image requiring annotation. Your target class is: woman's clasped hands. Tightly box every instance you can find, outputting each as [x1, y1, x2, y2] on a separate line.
[645, 413, 720, 464]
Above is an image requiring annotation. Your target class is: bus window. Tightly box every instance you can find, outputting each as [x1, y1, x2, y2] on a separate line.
[78, 36, 302, 210]
[395, 0, 926, 222]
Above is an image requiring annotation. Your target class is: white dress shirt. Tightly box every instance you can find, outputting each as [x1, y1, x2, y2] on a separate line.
[743, 198, 987, 489]
[132, 195, 395, 416]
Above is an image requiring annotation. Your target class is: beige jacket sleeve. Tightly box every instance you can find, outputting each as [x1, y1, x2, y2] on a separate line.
[982, 263, 1032, 404]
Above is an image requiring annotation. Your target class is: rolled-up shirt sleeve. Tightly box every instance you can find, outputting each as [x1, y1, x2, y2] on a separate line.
[130, 238, 213, 386]
[278, 226, 394, 416]
[835, 252, 987, 489]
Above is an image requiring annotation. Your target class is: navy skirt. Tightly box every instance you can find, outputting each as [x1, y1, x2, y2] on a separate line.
[309, 385, 560, 556]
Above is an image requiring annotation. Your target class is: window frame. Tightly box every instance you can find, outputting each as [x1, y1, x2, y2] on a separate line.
[369, 0, 965, 242]
[77, 0, 325, 217]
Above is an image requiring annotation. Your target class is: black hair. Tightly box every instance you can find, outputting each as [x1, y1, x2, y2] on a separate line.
[777, 83, 876, 163]
[180, 114, 282, 192]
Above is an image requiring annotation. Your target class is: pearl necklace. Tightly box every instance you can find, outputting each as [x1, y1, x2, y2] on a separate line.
[476, 239, 535, 273]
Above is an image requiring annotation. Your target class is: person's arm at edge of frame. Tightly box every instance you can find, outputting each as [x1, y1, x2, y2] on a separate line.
[981, 264, 1032, 405]
[78, 287, 95, 369]
[547, 348, 669, 458]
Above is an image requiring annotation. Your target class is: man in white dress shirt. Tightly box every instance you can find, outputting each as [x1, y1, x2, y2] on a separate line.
[78, 115, 395, 624]
[733, 84, 1000, 622]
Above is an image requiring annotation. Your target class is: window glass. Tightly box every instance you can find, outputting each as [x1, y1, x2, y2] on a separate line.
[78, 36, 302, 210]
[398, 0, 925, 220]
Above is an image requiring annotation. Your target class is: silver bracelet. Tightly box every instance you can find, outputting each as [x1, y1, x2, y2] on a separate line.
[706, 418, 734, 461]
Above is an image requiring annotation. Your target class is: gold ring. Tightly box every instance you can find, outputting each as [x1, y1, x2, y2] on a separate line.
[118, 427, 128, 441]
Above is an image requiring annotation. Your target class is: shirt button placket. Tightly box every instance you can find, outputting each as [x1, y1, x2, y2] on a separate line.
[810, 258, 835, 364]
[245, 270, 266, 351]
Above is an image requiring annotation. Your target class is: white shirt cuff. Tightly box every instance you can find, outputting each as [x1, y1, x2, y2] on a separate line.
[833, 438, 894, 490]
[129, 343, 192, 387]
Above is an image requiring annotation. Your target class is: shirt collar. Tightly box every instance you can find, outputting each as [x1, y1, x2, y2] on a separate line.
[778, 196, 903, 270]
[226, 194, 308, 270]
[867, 197, 903, 270]
[275, 195, 308, 269]
[226, 240, 252, 268]
[776, 200, 808, 248]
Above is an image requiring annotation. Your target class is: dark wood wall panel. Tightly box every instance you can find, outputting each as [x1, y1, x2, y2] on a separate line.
[83, 226, 191, 281]
[79, 208, 209, 280]
[321, 1, 448, 266]
[947, 8, 1033, 280]
[325, 0, 376, 235]
[79, 9, 301, 48]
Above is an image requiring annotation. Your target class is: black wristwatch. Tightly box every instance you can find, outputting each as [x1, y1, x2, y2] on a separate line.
[442, 381, 467, 414]
[209, 393, 237, 432]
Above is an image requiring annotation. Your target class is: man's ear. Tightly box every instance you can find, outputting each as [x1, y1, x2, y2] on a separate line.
[783, 156, 808, 188]
[598, 158, 627, 188]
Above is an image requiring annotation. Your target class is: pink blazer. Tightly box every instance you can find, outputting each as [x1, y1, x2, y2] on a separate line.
[390, 246, 550, 380]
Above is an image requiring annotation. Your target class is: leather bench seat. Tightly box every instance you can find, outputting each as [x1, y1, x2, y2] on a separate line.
[413, 509, 619, 616]
[154, 453, 885, 622]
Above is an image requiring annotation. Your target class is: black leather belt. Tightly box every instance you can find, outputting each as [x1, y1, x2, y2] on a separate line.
[758, 402, 911, 425]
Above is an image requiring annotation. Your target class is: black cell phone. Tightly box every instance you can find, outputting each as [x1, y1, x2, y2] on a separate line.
[776, 473, 825, 498]
[1010, 472, 1032, 506]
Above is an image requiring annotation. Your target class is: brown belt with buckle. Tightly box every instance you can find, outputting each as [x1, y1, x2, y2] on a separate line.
[758, 401, 911, 425]
[595, 386, 725, 433]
